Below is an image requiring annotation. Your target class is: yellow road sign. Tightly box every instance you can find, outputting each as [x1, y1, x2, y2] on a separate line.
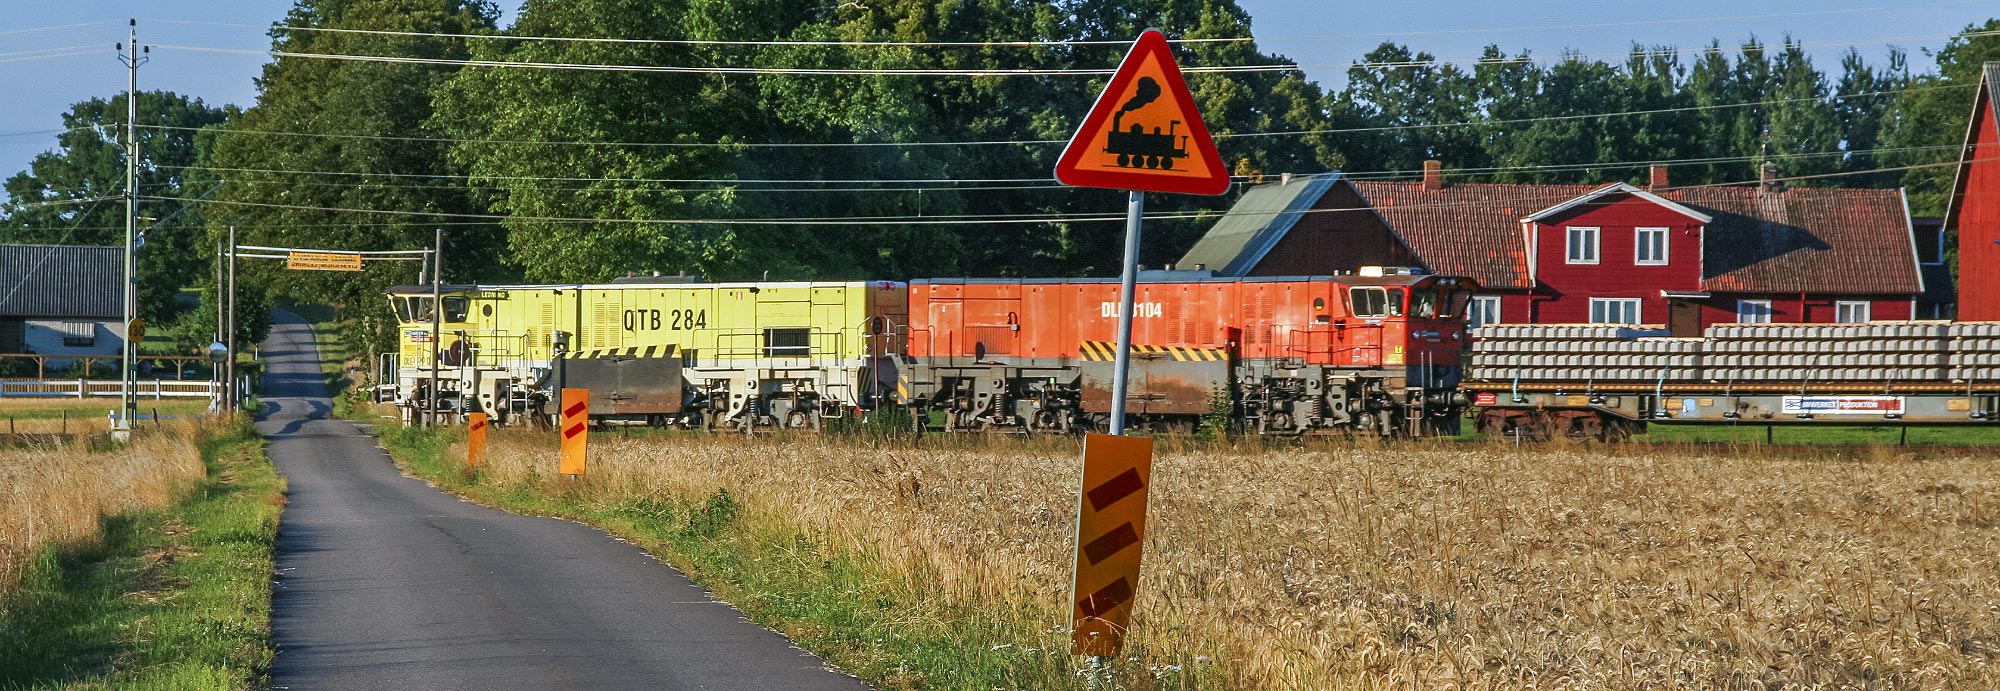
[286, 251, 364, 272]
[467, 412, 489, 468]
[1069, 433, 1154, 656]
[559, 389, 588, 475]
[127, 318, 146, 344]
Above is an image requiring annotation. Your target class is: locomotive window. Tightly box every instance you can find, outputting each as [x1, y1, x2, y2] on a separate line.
[390, 297, 413, 322]
[443, 297, 470, 323]
[1386, 288, 1406, 317]
[1349, 287, 1388, 317]
[764, 327, 811, 357]
[481, 304, 494, 318]
[408, 297, 434, 321]
[1409, 288, 1440, 319]
[1442, 289, 1472, 319]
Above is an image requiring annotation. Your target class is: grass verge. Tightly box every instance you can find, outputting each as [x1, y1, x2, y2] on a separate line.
[0, 419, 284, 690]
[375, 424, 1144, 691]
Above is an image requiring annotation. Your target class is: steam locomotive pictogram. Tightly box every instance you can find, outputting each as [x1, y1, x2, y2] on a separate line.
[1102, 77, 1189, 170]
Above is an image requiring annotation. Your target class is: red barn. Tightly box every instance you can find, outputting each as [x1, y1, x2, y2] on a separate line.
[1179, 164, 1925, 330]
[1946, 62, 2000, 321]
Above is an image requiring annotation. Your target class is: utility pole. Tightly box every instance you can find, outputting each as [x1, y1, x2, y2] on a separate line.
[429, 228, 443, 426]
[226, 224, 238, 410]
[114, 19, 147, 441]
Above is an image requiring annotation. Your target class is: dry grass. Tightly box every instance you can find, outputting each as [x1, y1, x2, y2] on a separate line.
[0, 419, 213, 598]
[462, 431, 1999, 690]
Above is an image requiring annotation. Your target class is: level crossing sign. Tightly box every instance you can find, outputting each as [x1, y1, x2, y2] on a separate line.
[1053, 29, 1228, 196]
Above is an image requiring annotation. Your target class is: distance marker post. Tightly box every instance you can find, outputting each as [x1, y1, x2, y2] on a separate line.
[559, 388, 588, 476]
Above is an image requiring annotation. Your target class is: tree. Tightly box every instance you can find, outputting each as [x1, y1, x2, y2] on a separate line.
[0, 91, 234, 326]
[1882, 18, 2000, 216]
[202, 0, 504, 343]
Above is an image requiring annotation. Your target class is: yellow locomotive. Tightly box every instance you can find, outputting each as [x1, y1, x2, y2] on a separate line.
[386, 276, 908, 428]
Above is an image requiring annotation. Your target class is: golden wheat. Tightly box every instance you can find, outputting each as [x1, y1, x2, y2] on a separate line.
[0, 419, 212, 598]
[462, 431, 1999, 690]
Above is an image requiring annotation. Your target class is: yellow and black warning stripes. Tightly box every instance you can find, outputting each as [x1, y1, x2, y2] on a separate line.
[560, 344, 680, 360]
[1078, 341, 1227, 362]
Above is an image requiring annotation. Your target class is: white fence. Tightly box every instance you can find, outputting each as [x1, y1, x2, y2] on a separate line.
[0, 379, 224, 399]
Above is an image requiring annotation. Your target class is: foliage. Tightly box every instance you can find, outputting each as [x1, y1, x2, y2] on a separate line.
[0, 92, 234, 325]
[200, 0, 508, 346]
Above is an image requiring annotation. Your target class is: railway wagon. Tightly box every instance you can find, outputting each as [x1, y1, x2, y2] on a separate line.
[386, 278, 907, 428]
[903, 271, 1478, 436]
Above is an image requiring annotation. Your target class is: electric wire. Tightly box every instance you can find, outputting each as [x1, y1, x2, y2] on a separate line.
[147, 44, 1295, 76]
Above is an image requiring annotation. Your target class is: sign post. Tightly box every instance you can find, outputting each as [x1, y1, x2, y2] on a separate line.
[1051, 28, 1227, 669]
[467, 412, 489, 468]
[559, 388, 588, 476]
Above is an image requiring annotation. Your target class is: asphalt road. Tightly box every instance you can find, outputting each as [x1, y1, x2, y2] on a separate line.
[257, 310, 870, 691]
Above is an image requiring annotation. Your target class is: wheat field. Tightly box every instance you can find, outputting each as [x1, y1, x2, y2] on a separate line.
[0, 420, 212, 598]
[460, 431, 1999, 690]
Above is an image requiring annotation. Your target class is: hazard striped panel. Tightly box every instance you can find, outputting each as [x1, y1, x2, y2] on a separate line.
[561, 344, 680, 360]
[559, 388, 588, 475]
[1069, 433, 1154, 656]
[1077, 341, 1227, 362]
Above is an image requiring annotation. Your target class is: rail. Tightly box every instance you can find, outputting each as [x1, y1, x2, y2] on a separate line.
[0, 379, 222, 399]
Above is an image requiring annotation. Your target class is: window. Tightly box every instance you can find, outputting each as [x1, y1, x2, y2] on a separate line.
[1349, 287, 1388, 317]
[1737, 299, 1773, 324]
[1470, 296, 1502, 328]
[1589, 298, 1641, 324]
[442, 296, 470, 323]
[1635, 227, 1668, 265]
[763, 327, 811, 357]
[1566, 226, 1600, 264]
[61, 321, 96, 347]
[1835, 301, 1871, 323]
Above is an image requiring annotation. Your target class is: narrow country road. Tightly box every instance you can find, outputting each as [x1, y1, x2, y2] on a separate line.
[256, 310, 870, 691]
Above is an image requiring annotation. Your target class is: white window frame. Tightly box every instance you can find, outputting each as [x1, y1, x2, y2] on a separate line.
[1835, 300, 1871, 323]
[1634, 226, 1669, 265]
[1469, 296, 1502, 328]
[1588, 298, 1641, 324]
[1737, 299, 1773, 324]
[1566, 226, 1600, 265]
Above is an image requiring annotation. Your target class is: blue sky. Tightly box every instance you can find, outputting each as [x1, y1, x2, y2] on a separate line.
[1, 0, 1992, 197]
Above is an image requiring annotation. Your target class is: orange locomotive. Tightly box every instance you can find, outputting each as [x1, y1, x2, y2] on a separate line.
[903, 270, 1478, 437]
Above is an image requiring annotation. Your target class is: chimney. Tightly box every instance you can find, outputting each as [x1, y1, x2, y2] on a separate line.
[1759, 162, 1782, 193]
[1648, 164, 1670, 190]
[1280, 172, 1294, 185]
[1422, 160, 1443, 190]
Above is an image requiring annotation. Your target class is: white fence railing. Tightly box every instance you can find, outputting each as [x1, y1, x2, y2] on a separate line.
[0, 379, 222, 399]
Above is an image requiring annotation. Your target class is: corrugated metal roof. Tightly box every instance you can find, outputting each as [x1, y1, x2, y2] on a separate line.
[1176, 174, 1340, 275]
[0, 244, 124, 319]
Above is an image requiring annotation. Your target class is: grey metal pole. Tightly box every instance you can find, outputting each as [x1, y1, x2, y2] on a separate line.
[1108, 191, 1143, 436]
[116, 19, 140, 440]
[429, 228, 443, 426]
[226, 225, 237, 410]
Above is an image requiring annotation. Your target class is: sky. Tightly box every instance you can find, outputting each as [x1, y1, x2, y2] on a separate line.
[0, 0, 1993, 200]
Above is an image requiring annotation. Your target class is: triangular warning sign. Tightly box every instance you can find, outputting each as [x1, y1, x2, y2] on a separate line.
[1054, 30, 1229, 196]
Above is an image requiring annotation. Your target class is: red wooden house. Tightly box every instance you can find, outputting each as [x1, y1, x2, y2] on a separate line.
[1178, 162, 1925, 332]
[1946, 61, 2000, 321]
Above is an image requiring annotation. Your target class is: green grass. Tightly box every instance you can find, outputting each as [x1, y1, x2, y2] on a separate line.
[0, 420, 285, 690]
[375, 425, 1114, 691]
[0, 401, 209, 422]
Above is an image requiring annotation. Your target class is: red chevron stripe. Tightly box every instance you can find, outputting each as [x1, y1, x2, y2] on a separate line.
[563, 401, 586, 418]
[563, 424, 585, 439]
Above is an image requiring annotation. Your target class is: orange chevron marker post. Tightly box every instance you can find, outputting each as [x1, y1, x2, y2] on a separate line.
[1069, 432, 1155, 656]
[559, 389, 588, 476]
[466, 412, 489, 468]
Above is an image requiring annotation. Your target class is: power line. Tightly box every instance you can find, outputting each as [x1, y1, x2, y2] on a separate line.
[1326, 29, 2000, 70]
[1259, 1, 1996, 41]
[0, 48, 103, 64]
[148, 18, 1251, 47]
[141, 81, 1962, 152]
[148, 43, 1295, 76]
[160, 165, 1069, 185]
[0, 21, 116, 37]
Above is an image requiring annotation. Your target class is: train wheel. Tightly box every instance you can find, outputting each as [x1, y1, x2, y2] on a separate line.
[1160, 157, 1175, 170]
[1146, 156, 1161, 169]
[1117, 154, 1131, 168]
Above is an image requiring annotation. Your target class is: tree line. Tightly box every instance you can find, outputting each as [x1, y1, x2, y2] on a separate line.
[2, 0, 1997, 355]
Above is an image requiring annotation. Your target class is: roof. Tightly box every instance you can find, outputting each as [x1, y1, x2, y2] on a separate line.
[1175, 173, 1341, 275]
[0, 244, 123, 319]
[1183, 175, 1921, 295]
[1524, 182, 1712, 223]
[1661, 186, 1920, 295]
[1943, 62, 2000, 230]
[1349, 180, 1593, 288]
